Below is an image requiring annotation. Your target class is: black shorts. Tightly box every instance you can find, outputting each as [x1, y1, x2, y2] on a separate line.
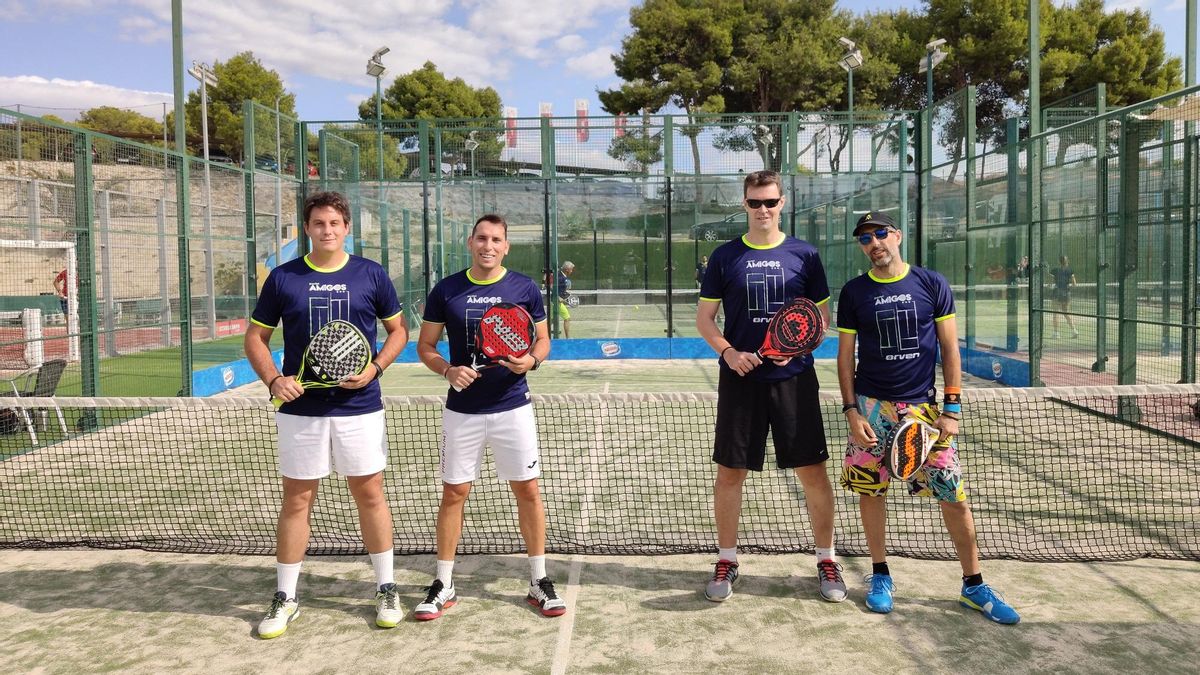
[713, 366, 828, 471]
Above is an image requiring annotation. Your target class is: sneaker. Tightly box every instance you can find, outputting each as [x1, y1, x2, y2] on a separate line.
[817, 560, 847, 603]
[960, 583, 1020, 624]
[375, 583, 403, 628]
[705, 560, 739, 602]
[257, 591, 299, 639]
[413, 579, 456, 621]
[864, 574, 894, 614]
[527, 577, 567, 617]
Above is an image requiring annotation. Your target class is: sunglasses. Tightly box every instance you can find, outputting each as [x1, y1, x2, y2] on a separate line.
[745, 198, 782, 209]
[855, 228, 895, 245]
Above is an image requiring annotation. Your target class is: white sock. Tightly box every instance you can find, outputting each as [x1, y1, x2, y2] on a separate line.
[816, 547, 836, 564]
[369, 549, 394, 588]
[718, 547, 738, 563]
[529, 555, 547, 583]
[436, 559, 455, 587]
[276, 561, 302, 600]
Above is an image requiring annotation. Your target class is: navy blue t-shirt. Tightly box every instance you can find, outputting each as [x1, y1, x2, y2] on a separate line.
[251, 254, 402, 416]
[836, 263, 955, 402]
[699, 234, 830, 381]
[423, 268, 547, 414]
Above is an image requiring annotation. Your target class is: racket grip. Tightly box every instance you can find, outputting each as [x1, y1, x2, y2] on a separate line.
[270, 395, 284, 408]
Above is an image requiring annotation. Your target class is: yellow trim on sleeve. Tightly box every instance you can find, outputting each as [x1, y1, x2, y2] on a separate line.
[381, 310, 404, 322]
[250, 318, 276, 329]
[535, 318, 548, 325]
[814, 296, 830, 306]
[836, 327, 858, 334]
[934, 313, 956, 322]
[421, 319, 445, 326]
[699, 296, 722, 302]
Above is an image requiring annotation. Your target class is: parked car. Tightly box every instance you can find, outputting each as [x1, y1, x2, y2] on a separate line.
[691, 212, 745, 241]
[207, 150, 236, 166]
[254, 154, 279, 172]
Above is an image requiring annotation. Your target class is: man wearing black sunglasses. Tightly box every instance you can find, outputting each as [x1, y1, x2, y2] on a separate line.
[696, 169, 844, 604]
[835, 211, 1019, 624]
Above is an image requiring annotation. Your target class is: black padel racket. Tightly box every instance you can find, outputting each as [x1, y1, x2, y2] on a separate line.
[756, 297, 825, 361]
[882, 413, 939, 481]
[272, 319, 372, 407]
[452, 302, 536, 392]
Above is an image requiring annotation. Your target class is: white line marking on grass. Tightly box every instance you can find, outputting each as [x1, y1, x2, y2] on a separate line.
[550, 380, 609, 675]
[614, 307, 624, 338]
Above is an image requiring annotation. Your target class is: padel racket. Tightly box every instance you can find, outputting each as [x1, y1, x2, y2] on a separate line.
[271, 319, 372, 407]
[882, 414, 939, 481]
[452, 302, 536, 392]
[565, 294, 580, 308]
[756, 297, 825, 361]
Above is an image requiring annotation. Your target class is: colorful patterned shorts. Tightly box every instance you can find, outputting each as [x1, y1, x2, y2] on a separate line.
[839, 395, 965, 502]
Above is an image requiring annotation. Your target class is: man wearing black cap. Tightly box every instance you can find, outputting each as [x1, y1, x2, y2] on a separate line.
[835, 211, 1019, 624]
[696, 169, 845, 605]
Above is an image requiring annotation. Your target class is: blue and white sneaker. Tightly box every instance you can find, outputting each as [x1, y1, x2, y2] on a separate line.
[960, 583, 1020, 624]
[864, 574, 894, 614]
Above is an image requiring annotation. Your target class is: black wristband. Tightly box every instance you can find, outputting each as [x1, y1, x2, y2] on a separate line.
[841, 403, 859, 414]
[720, 346, 734, 359]
[531, 355, 542, 371]
[371, 362, 384, 380]
[268, 374, 285, 391]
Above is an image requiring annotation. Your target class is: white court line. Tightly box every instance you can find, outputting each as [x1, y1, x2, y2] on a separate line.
[613, 307, 624, 338]
[550, 381, 609, 675]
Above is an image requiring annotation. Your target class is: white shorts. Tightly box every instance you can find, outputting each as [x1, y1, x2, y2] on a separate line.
[275, 410, 387, 479]
[440, 404, 540, 484]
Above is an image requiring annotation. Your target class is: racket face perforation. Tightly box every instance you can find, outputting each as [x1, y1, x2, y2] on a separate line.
[305, 320, 371, 383]
[477, 303, 534, 362]
[759, 297, 824, 358]
[884, 417, 936, 481]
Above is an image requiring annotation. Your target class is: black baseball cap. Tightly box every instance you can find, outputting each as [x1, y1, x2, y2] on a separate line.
[853, 211, 896, 234]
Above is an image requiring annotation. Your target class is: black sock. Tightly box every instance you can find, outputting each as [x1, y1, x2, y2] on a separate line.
[872, 562, 890, 576]
[963, 573, 984, 587]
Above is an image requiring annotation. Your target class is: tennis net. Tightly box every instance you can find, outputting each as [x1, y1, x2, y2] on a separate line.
[1, 385, 1197, 561]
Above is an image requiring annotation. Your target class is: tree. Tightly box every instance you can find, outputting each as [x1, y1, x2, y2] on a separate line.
[606, 112, 665, 174]
[1042, 0, 1181, 163]
[359, 61, 502, 175]
[180, 51, 295, 162]
[599, 0, 734, 183]
[317, 124, 409, 180]
[78, 107, 163, 142]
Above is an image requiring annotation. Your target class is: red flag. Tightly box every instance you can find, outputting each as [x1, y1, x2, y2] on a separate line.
[615, 112, 627, 138]
[576, 99, 589, 143]
[505, 106, 517, 147]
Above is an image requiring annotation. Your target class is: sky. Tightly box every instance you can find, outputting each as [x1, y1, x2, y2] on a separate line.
[0, 0, 1195, 126]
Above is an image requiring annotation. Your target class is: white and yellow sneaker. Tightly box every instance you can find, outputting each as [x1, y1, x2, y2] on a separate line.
[258, 591, 299, 639]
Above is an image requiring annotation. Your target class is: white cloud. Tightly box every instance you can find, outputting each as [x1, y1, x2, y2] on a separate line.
[555, 34, 587, 53]
[566, 46, 616, 79]
[0, 76, 171, 119]
[118, 15, 168, 43]
[462, 0, 633, 59]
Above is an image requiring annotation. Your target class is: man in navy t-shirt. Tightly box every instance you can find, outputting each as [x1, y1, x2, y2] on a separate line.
[244, 191, 409, 637]
[695, 170, 845, 604]
[836, 210, 1019, 624]
[414, 214, 563, 620]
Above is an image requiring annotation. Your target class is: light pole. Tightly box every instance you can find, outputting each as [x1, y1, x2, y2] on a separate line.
[920, 38, 947, 110]
[274, 95, 284, 263]
[367, 47, 388, 182]
[838, 37, 864, 175]
[187, 60, 219, 339]
[464, 131, 480, 223]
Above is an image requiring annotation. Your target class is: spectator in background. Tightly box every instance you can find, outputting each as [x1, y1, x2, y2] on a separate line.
[53, 268, 70, 316]
[557, 261, 575, 338]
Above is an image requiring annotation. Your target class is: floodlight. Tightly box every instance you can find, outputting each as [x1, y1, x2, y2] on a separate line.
[838, 49, 864, 71]
[373, 46, 390, 59]
[926, 38, 947, 51]
[838, 37, 856, 50]
[366, 59, 386, 77]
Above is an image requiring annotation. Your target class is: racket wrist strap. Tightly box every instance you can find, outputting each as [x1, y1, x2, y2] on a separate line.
[371, 362, 384, 380]
[720, 346, 734, 359]
[530, 355, 542, 371]
[267, 374, 285, 392]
